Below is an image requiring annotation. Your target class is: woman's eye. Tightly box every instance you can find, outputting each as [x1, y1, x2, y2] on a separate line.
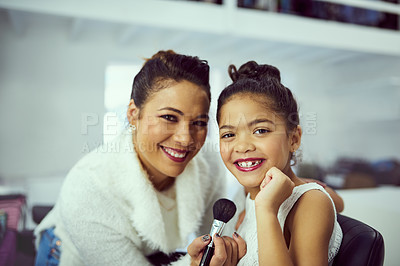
[192, 121, 208, 127]
[221, 133, 234, 139]
[161, 115, 177, 122]
[254, 129, 270, 135]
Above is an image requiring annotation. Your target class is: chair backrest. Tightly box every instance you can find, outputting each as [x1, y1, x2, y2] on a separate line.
[333, 214, 385, 266]
[32, 206, 53, 225]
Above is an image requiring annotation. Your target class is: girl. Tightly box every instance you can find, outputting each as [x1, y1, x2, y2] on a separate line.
[216, 61, 342, 265]
[34, 50, 246, 266]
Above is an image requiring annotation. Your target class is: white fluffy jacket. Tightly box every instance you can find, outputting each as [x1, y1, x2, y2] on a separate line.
[35, 131, 226, 265]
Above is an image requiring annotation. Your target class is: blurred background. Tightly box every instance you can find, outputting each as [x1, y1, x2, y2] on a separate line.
[0, 0, 399, 265]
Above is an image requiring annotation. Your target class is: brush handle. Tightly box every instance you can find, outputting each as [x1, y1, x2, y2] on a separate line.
[199, 245, 214, 266]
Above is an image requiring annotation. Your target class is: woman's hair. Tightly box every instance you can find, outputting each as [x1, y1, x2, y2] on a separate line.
[130, 50, 211, 110]
[216, 61, 299, 133]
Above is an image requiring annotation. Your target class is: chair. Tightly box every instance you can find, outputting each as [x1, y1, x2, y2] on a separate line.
[32, 206, 53, 225]
[333, 214, 385, 266]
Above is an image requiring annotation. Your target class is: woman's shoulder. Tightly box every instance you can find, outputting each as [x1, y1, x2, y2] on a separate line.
[70, 133, 134, 177]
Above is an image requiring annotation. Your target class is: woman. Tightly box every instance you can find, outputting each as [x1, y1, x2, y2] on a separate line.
[34, 50, 246, 266]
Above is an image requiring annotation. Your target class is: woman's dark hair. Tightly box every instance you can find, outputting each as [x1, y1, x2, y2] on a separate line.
[130, 50, 211, 110]
[216, 61, 299, 133]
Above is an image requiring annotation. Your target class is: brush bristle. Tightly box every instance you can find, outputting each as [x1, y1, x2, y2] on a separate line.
[213, 198, 237, 223]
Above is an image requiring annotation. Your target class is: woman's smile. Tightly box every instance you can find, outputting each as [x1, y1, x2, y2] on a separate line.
[160, 145, 189, 162]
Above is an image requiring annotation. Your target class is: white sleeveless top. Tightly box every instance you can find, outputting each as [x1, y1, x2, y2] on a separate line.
[236, 183, 343, 266]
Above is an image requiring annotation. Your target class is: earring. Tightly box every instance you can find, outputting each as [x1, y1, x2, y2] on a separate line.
[129, 124, 136, 132]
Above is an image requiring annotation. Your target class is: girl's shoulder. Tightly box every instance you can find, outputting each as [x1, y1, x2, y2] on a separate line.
[286, 184, 335, 231]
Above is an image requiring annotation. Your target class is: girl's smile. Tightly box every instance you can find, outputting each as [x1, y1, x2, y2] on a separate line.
[234, 158, 265, 172]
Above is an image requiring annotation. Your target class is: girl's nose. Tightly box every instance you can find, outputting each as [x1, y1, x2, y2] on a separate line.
[233, 138, 256, 153]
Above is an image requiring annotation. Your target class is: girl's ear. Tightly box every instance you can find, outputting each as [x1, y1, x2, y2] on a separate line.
[127, 99, 139, 125]
[290, 125, 302, 152]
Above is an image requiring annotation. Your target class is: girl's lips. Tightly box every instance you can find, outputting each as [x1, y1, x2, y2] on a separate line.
[234, 158, 265, 172]
[160, 146, 189, 163]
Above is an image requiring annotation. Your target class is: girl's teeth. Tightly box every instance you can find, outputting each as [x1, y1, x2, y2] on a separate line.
[238, 160, 261, 168]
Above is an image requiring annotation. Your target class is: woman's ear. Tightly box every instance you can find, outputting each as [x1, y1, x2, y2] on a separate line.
[127, 99, 139, 125]
[290, 125, 302, 152]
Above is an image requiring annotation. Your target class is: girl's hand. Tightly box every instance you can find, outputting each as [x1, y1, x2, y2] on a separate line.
[188, 233, 247, 266]
[255, 166, 295, 214]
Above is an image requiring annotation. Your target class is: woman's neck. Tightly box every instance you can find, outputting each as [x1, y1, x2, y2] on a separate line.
[150, 175, 175, 191]
[132, 136, 176, 192]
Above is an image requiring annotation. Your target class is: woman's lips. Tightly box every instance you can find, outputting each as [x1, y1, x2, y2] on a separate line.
[234, 158, 265, 172]
[161, 146, 188, 163]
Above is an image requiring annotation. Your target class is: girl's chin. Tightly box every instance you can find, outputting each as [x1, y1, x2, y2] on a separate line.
[237, 180, 263, 190]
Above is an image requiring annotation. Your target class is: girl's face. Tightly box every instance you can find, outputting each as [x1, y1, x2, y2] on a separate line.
[128, 80, 210, 181]
[219, 95, 299, 191]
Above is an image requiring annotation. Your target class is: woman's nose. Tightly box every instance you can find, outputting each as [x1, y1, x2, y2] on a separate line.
[173, 123, 194, 146]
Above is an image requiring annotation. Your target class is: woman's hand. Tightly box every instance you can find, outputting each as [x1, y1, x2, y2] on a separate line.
[188, 233, 247, 266]
[255, 167, 294, 214]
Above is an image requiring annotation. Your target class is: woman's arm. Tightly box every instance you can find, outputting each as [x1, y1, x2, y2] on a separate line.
[60, 192, 154, 265]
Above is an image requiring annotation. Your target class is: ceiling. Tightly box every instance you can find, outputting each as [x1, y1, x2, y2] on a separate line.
[0, 0, 399, 70]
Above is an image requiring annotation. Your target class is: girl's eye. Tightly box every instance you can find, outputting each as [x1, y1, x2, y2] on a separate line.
[161, 115, 177, 122]
[192, 121, 208, 127]
[221, 133, 234, 139]
[254, 129, 270, 135]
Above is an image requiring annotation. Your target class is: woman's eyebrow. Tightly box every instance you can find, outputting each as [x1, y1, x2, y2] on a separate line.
[158, 107, 209, 120]
[158, 107, 184, 116]
[196, 114, 209, 120]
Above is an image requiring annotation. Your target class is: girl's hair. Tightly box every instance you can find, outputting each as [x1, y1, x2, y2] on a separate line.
[130, 50, 211, 109]
[216, 61, 299, 133]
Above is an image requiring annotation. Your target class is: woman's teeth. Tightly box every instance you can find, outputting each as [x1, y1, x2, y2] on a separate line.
[162, 147, 186, 158]
[237, 160, 262, 168]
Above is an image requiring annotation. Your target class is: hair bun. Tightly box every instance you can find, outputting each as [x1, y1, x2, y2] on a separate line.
[228, 61, 281, 82]
[145, 50, 177, 64]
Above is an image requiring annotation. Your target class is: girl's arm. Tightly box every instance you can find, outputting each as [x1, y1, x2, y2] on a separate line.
[255, 167, 334, 266]
[286, 190, 334, 266]
[256, 206, 294, 266]
[255, 167, 295, 266]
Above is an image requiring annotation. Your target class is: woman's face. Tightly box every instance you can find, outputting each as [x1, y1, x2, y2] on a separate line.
[218, 95, 298, 192]
[129, 80, 210, 181]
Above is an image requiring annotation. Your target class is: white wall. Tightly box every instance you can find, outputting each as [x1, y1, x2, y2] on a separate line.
[288, 61, 400, 167]
[0, 17, 107, 178]
[1, 10, 399, 181]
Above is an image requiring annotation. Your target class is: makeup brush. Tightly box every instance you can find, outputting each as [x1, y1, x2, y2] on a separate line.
[199, 198, 237, 266]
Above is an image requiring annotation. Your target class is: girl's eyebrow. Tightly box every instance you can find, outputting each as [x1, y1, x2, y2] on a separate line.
[248, 118, 275, 127]
[158, 107, 209, 120]
[219, 125, 234, 130]
[219, 118, 274, 130]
